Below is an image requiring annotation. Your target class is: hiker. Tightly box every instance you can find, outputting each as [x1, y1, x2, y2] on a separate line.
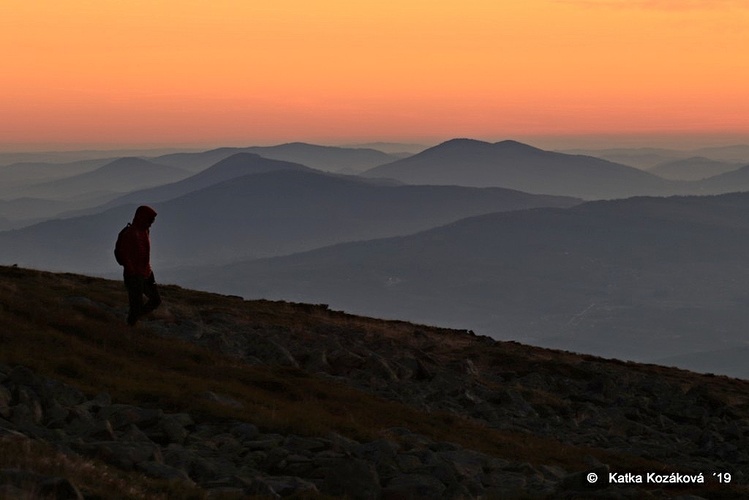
[116, 205, 161, 326]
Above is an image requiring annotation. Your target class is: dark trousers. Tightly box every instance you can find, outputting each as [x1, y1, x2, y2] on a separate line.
[124, 272, 161, 325]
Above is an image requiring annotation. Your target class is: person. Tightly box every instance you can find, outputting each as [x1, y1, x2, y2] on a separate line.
[118, 205, 161, 326]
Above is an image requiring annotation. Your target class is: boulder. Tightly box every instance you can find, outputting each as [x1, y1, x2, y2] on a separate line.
[96, 404, 164, 430]
[323, 458, 381, 500]
[73, 441, 162, 470]
[382, 473, 446, 499]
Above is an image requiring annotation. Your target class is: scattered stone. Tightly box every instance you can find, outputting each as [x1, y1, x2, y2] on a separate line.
[383, 473, 447, 499]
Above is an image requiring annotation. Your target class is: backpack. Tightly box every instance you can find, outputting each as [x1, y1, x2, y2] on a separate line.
[114, 223, 131, 266]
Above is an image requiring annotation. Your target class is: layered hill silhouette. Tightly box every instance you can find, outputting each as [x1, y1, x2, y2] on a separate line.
[0, 153, 316, 226]
[688, 164, 749, 194]
[173, 192, 749, 379]
[6, 157, 191, 201]
[647, 156, 742, 181]
[0, 158, 109, 194]
[363, 139, 671, 199]
[1, 265, 748, 498]
[83, 152, 314, 212]
[560, 143, 749, 169]
[0, 158, 194, 228]
[151, 142, 400, 173]
[0, 168, 579, 273]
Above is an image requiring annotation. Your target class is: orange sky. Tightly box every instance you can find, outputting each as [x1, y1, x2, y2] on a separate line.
[2, 0, 748, 150]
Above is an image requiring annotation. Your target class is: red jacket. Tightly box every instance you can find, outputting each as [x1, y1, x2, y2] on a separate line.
[120, 206, 157, 277]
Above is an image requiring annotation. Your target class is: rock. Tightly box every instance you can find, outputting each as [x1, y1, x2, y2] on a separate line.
[327, 348, 365, 374]
[463, 359, 480, 378]
[189, 455, 236, 482]
[245, 438, 283, 451]
[354, 439, 400, 465]
[326, 431, 358, 454]
[41, 379, 86, 408]
[158, 414, 193, 445]
[262, 446, 290, 471]
[43, 400, 70, 428]
[96, 404, 164, 430]
[283, 435, 329, 454]
[444, 482, 475, 500]
[491, 388, 537, 418]
[137, 461, 194, 483]
[0, 468, 83, 500]
[244, 477, 282, 498]
[538, 464, 568, 481]
[244, 335, 299, 368]
[302, 349, 330, 372]
[231, 422, 260, 441]
[0, 386, 11, 418]
[395, 453, 423, 473]
[66, 417, 116, 441]
[482, 470, 527, 495]
[73, 441, 161, 470]
[364, 354, 399, 381]
[77, 392, 111, 412]
[162, 443, 197, 472]
[11, 402, 43, 430]
[323, 458, 381, 500]
[121, 424, 152, 442]
[382, 473, 446, 499]
[258, 475, 319, 497]
[436, 449, 487, 481]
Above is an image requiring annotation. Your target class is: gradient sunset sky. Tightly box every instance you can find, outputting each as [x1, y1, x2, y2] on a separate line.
[2, 0, 748, 150]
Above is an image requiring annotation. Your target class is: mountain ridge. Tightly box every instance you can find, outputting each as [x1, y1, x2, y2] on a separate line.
[364, 139, 670, 199]
[77, 152, 315, 213]
[6, 157, 191, 202]
[151, 142, 401, 174]
[0, 168, 580, 273]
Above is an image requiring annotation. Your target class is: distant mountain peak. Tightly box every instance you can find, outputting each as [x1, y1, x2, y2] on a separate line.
[430, 138, 542, 154]
[434, 138, 491, 149]
[192, 152, 311, 179]
[493, 139, 543, 153]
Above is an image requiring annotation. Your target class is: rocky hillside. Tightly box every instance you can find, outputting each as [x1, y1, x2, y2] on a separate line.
[1, 265, 748, 499]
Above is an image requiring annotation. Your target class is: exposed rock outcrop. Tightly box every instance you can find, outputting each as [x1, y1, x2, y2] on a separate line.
[0, 363, 690, 498]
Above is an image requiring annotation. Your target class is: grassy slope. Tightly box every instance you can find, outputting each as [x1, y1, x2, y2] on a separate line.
[1, 265, 748, 497]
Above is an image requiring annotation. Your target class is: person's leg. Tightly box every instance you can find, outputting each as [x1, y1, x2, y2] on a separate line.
[124, 274, 145, 325]
[142, 273, 162, 315]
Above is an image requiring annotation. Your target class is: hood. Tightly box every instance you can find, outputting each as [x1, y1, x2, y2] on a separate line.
[132, 205, 157, 229]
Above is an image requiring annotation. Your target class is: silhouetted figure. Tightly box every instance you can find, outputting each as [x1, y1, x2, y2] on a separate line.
[116, 205, 161, 326]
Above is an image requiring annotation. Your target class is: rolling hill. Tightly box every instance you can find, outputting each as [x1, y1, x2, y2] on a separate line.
[648, 156, 743, 181]
[7, 157, 191, 201]
[0, 169, 579, 274]
[171, 192, 749, 378]
[363, 139, 671, 199]
[0, 158, 109, 194]
[81, 152, 314, 212]
[688, 164, 749, 194]
[151, 142, 401, 173]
